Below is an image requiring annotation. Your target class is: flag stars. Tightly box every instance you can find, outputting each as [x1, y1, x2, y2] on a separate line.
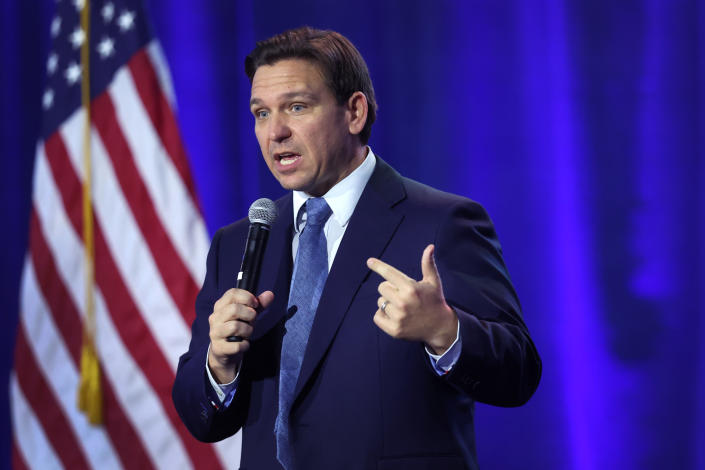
[51, 17, 61, 37]
[117, 10, 135, 32]
[69, 27, 86, 49]
[102, 2, 115, 22]
[73, 0, 85, 11]
[65, 62, 82, 85]
[97, 37, 115, 59]
[47, 53, 59, 74]
[43, 89, 55, 110]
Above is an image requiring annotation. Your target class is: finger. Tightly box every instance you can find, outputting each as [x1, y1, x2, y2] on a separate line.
[256, 290, 275, 310]
[222, 320, 254, 341]
[213, 317, 254, 344]
[214, 288, 259, 311]
[213, 288, 236, 311]
[215, 335, 251, 353]
[367, 257, 413, 287]
[214, 303, 257, 323]
[373, 310, 400, 338]
[377, 282, 402, 305]
[421, 244, 441, 286]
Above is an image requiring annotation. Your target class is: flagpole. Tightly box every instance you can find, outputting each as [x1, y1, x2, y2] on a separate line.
[77, 0, 102, 426]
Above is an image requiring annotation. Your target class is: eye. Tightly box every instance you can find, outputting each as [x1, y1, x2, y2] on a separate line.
[254, 109, 269, 119]
[290, 103, 306, 113]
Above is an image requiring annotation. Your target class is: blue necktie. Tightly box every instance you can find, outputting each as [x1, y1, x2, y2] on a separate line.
[276, 197, 332, 470]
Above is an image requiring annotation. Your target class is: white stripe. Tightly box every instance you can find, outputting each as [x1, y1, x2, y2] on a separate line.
[146, 41, 176, 107]
[20, 260, 122, 470]
[93, 284, 194, 470]
[59, 109, 191, 371]
[33, 142, 193, 469]
[109, 65, 209, 286]
[213, 431, 242, 468]
[10, 371, 64, 470]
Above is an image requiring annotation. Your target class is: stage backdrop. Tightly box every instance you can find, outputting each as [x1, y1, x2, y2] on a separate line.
[1, 1, 704, 469]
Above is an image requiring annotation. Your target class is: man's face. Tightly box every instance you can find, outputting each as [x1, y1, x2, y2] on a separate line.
[250, 59, 361, 197]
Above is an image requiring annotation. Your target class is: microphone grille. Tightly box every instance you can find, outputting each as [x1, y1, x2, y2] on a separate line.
[248, 198, 278, 227]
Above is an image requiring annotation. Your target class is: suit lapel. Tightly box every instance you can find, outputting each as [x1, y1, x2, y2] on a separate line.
[293, 158, 406, 401]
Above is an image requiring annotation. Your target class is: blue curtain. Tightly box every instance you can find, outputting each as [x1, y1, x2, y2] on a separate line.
[2, 1, 703, 468]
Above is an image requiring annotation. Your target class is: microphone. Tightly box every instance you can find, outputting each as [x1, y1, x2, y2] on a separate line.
[227, 198, 278, 342]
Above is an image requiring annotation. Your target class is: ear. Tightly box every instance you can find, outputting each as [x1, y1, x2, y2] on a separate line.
[346, 91, 368, 136]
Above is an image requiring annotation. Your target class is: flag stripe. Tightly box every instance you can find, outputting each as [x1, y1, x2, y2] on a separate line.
[28, 207, 83, 364]
[12, 438, 30, 470]
[90, 91, 199, 325]
[58, 111, 190, 370]
[28, 203, 154, 470]
[146, 42, 176, 107]
[33, 143, 192, 469]
[15, 6, 223, 466]
[109, 64, 208, 288]
[128, 48, 200, 206]
[11, 374, 63, 470]
[43, 128, 222, 468]
[14, 330, 91, 470]
[100, 371, 156, 470]
[19, 259, 122, 470]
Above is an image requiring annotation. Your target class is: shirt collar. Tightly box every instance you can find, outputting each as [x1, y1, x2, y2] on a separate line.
[292, 147, 376, 232]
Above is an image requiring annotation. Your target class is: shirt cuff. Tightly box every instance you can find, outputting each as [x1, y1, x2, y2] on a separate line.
[425, 318, 462, 375]
[205, 344, 239, 406]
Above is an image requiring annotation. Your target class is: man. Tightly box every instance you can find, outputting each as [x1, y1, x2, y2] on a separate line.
[172, 27, 541, 470]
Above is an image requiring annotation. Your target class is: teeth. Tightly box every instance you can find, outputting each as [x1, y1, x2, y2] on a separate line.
[280, 155, 299, 165]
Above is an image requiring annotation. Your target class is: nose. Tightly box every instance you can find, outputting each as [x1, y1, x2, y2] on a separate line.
[269, 113, 291, 142]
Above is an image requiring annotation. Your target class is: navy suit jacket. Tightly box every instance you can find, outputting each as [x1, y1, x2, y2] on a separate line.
[172, 158, 541, 470]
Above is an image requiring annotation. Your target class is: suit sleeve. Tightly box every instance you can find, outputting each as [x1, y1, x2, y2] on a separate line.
[171, 227, 248, 442]
[434, 200, 542, 407]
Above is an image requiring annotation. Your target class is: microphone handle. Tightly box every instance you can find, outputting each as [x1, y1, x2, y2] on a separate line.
[227, 222, 270, 342]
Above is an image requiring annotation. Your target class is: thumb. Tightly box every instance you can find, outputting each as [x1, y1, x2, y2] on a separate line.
[421, 244, 441, 285]
[256, 290, 275, 310]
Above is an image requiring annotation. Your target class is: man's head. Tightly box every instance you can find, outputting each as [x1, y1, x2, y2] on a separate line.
[246, 27, 377, 197]
[246, 27, 377, 144]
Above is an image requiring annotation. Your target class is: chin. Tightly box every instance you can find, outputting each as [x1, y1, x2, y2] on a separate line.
[277, 177, 310, 193]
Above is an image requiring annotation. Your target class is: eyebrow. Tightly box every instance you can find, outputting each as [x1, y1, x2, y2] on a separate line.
[249, 91, 317, 107]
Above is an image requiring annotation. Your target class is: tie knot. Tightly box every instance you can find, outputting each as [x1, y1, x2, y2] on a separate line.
[304, 198, 332, 226]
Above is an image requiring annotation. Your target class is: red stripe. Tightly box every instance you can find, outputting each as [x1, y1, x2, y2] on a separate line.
[28, 207, 82, 363]
[44, 133, 84, 234]
[13, 328, 91, 470]
[128, 47, 201, 210]
[91, 91, 199, 326]
[12, 438, 29, 470]
[46, 132, 224, 468]
[27, 199, 155, 470]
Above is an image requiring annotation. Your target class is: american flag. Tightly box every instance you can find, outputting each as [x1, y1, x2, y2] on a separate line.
[10, 0, 239, 468]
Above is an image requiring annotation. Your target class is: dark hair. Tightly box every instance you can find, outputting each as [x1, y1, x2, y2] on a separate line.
[245, 27, 377, 144]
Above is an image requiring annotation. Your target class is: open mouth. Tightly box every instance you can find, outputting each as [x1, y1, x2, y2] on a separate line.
[276, 152, 301, 166]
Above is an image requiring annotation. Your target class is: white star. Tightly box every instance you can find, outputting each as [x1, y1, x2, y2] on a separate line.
[47, 53, 59, 74]
[73, 0, 85, 11]
[101, 2, 115, 22]
[69, 27, 85, 49]
[117, 10, 135, 32]
[65, 62, 82, 85]
[51, 17, 61, 37]
[97, 37, 115, 59]
[43, 89, 55, 109]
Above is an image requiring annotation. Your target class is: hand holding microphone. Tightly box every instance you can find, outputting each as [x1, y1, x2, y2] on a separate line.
[226, 198, 278, 342]
[207, 199, 277, 383]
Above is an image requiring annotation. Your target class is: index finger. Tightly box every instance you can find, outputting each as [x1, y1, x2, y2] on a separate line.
[366, 257, 413, 287]
[214, 288, 258, 311]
